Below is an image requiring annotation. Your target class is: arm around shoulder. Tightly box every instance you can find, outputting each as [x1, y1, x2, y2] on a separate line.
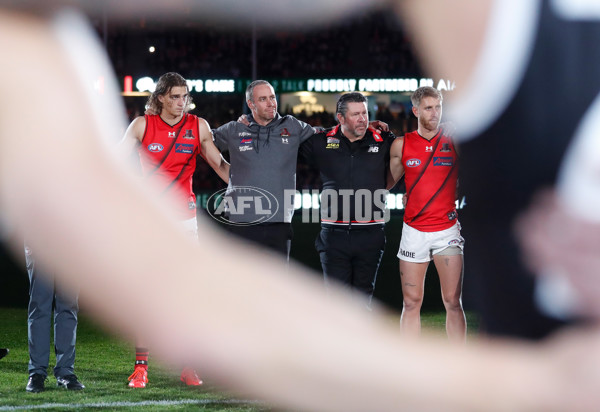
[199, 118, 229, 183]
[387, 136, 405, 190]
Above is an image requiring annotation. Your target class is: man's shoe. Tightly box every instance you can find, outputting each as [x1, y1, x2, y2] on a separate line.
[128, 366, 148, 388]
[56, 374, 85, 390]
[180, 367, 202, 386]
[0, 348, 8, 360]
[26, 374, 46, 393]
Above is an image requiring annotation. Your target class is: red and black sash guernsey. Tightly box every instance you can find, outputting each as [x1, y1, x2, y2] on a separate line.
[138, 114, 201, 219]
[401, 129, 459, 232]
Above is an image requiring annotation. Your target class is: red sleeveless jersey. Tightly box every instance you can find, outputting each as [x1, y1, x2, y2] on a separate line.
[401, 129, 458, 232]
[138, 114, 201, 219]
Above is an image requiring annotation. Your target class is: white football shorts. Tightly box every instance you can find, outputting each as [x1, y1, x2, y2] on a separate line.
[397, 221, 464, 263]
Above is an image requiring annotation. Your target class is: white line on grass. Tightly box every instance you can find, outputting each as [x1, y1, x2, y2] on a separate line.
[0, 398, 265, 410]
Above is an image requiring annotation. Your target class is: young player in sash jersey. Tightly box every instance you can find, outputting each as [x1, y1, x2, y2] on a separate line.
[120, 72, 229, 388]
[388, 86, 466, 343]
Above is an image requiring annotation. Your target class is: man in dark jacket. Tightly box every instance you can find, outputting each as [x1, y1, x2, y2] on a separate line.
[300, 92, 395, 306]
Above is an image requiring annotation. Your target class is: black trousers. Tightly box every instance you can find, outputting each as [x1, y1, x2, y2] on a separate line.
[315, 226, 385, 302]
[227, 222, 293, 261]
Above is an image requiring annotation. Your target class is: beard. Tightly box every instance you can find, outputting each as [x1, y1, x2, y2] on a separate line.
[420, 117, 440, 132]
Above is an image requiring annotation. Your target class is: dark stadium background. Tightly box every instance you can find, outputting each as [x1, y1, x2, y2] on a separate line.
[0, 9, 476, 315]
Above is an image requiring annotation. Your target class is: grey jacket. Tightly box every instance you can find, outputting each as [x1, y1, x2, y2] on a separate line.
[213, 113, 316, 223]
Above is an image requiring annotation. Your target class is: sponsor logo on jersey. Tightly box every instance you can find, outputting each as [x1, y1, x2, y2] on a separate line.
[433, 157, 453, 166]
[175, 143, 194, 154]
[182, 129, 195, 139]
[425, 145, 433, 152]
[326, 137, 340, 149]
[448, 238, 462, 246]
[280, 128, 290, 137]
[440, 142, 452, 152]
[367, 144, 380, 153]
[281, 137, 289, 144]
[239, 132, 252, 137]
[399, 249, 416, 259]
[147, 143, 164, 152]
[206, 186, 280, 226]
[447, 210, 457, 221]
[239, 145, 253, 152]
[239, 138, 253, 144]
[168, 131, 176, 138]
[406, 158, 421, 167]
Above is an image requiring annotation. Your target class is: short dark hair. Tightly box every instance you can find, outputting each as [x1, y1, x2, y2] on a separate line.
[410, 86, 442, 107]
[146, 72, 191, 114]
[246, 80, 273, 102]
[336, 92, 368, 118]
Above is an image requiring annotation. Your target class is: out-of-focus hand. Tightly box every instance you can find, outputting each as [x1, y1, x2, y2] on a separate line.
[515, 188, 600, 318]
[238, 114, 250, 126]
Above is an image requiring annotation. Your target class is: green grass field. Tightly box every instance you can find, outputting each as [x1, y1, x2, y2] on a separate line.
[0, 307, 479, 411]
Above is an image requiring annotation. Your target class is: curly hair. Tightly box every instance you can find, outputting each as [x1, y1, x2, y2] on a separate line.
[145, 72, 192, 115]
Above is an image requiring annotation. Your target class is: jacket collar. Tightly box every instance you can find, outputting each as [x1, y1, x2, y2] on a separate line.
[247, 112, 282, 127]
[328, 124, 382, 143]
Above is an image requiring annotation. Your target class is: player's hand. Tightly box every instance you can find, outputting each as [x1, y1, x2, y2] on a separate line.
[237, 114, 250, 126]
[369, 120, 389, 132]
[402, 193, 408, 208]
[515, 188, 600, 319]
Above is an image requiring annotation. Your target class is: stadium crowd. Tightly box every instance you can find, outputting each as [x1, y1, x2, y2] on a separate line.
[101, 10, 420, 80]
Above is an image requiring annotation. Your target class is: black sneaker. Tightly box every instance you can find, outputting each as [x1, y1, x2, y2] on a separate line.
[57, 374, 85, 390]
[26, 373, 46, 393]
[0, 348, 8, 360]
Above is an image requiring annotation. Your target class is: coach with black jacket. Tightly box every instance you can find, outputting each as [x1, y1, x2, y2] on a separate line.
[300, 92, 395, 306]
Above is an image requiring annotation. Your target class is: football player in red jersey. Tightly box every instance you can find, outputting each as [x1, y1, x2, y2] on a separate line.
[388, 86, 466, 343]
[120, 72, 229, 388]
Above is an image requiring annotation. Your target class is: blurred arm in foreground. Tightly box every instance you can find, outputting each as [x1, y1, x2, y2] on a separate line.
[1, 2, 600, 412]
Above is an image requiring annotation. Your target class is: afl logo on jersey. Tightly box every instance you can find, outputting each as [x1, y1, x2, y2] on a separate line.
[406, 158, 421, 167]
[147, 143, 164, 152]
